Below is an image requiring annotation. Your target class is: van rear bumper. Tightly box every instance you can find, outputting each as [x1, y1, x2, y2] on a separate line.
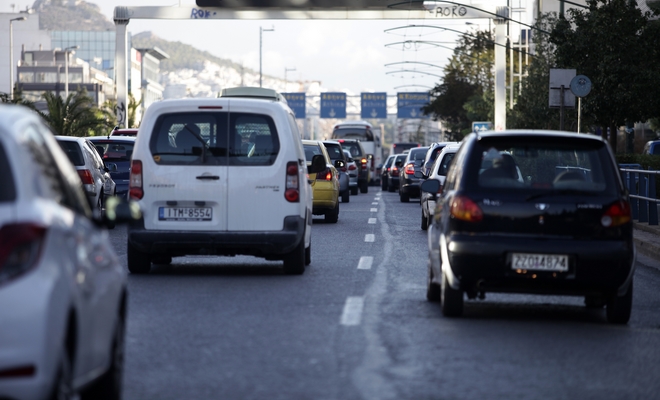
[128, 216, 305, 258]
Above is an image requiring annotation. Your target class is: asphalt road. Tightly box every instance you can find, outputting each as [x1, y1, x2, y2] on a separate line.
[108, 188, 660, 400]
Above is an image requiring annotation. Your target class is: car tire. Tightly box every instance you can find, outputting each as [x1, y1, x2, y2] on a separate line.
[127, 243, 151, 274]
[388, 183, 395, 193]
[50, 344, 73, 400]
[342, 190, 350, 203]
[606, 280, 633, 324]
[305, 243, 311, 266]
[360, 180, 368, 194]
[421, 209, 428, 230]
[426, 263, 441, 302]
[381, 179, 388, 190]
[441, 272, 464, 317]
[400, 191, 410, 203]
[351, 186, 359, 196]
[283, 238, 305, 275]
[152, 255, 172, 265]
[80, 312, 124, 400]
[325, 202, 339, 223]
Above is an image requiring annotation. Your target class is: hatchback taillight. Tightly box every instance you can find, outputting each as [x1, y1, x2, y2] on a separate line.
[601, 200, 631, 227]
[285, 162, 300, 202]
[391, 167, 399, 177]
[316, 168, 333, 181]
[361, 158, 367, 169]
[77, 169, 94, 184]
[348, 164, 357, 171]
[404, 163, 415, 175]
[129, 160, 143, 200]
[0, 223, 46, 284]
[450, 196, 483, 222]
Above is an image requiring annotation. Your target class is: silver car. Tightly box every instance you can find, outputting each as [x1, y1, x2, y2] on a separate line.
[344, 149, 359, 195]
[322, 140, 350, 202]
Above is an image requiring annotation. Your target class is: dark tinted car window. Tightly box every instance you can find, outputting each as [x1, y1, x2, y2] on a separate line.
[437, 152, 456, 176]
[0, 142, 16, 202]
[324, 143, 345, 161]
[469, 137, 617, 194]
[340, 141, 363, 158]
[90, 140, 135, 160]
[57, 140, 85, 166]
[408, 147, 429, 161]
[149, 112, 279, 166]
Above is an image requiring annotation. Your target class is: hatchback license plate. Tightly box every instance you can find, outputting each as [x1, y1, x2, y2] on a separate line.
[159, 207, 212, 221]
[511, 253, 568, 272]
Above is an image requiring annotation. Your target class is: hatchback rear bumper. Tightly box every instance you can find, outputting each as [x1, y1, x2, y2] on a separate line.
[445, 233, 635, 296]
[128, 216, 305, 258]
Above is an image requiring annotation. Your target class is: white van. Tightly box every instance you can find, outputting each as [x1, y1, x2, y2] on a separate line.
[127, 88, 324, 274]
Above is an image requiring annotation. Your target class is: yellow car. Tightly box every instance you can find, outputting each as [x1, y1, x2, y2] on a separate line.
[303, 140, 340, 223]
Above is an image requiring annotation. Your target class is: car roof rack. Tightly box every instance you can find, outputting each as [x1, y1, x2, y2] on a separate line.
[220, 87, 288, 104]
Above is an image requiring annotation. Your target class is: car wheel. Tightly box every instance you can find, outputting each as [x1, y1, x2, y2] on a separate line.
[152, 255, 172, 265]
[388, 183, 395, 193]
[421, 209, 428, 230]
[381, 179, 388, 190]
[127, 243, 151, 274]
[426, 263, 441, 302]
[50, 345, 73, 400]
[283, 238, 305, 275]
[325, 202, 339, 223]
[360, 180, 368, 194]
[305, 243, 311, 266]
[351, 186, 359, 196]
[342, 190, 350, 203]
[441, 272, 463, 317]
[80, 313, 124, 400]
[606, 280, 633, 324]
[400, 191, 410, 202]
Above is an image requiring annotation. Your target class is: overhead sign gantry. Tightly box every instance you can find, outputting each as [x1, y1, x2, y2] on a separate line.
[113, 0, 509, 130]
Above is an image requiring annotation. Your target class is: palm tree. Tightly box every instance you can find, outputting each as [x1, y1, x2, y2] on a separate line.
[102, 92, 142, 129]
[0, 88, 37, 110]
[40, 89, 112, 136]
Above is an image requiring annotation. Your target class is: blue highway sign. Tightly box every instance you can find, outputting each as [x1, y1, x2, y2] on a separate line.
[361, 92, 387, 119]
[397, 92, 430, 119]
[320, 93, 346, 119]
[282, 93, 306, 118]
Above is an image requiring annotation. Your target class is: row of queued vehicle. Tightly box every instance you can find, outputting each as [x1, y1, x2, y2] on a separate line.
[409, 131, 635, 324]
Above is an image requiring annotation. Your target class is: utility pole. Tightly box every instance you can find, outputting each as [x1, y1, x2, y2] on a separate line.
[259, 26, 274, 88]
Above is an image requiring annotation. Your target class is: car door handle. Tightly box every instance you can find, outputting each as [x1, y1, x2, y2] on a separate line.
[196, 175, 219, 180]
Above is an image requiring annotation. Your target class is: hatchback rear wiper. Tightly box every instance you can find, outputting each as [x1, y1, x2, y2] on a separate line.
[525, 189, 595, 201]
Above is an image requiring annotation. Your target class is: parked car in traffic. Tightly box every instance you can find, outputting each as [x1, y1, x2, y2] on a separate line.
[418, 143, 461, 230]
[56, 135, 115, 218]
[381, 154, 396, 191]
[0, 104, 133, 400]
[323, 140, 350, 202]
[387, 154, 407, 192]
[336, 138, 369, 194]
[87, 135, 136, 200]
[422, 130, 635, 324]
[344, 149, 359, 195]
[421, 141, 459, 176]
[126, 87, 321, 275]
[303, 140, 341, 222]
[399, 146, 429, 202]
[642, 139, 660, 155]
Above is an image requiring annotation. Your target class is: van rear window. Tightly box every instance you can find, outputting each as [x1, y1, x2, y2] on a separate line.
[0, 142, 16, 202]
[149, 112, 279, 166]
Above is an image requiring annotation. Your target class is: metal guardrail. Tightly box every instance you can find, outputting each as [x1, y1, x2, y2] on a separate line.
[620, 164, 659, 225]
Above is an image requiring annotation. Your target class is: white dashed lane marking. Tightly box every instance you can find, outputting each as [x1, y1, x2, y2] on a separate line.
[365, 234, 375, 242]
[370, 208, 378, 212]
[368, 218, 377, 224]
[340, 296, 364, 326]
[372, 202, 378, 205]
[357, 256, 373, 270]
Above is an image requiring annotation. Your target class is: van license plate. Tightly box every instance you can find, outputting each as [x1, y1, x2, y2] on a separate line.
[159, 207, 212, 221]
[511, 253, 568, 272]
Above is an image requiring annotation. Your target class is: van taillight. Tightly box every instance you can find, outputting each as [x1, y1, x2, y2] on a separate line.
[601, 200, 631, 227]
[0, 223, 46, 284]
[77, 169, 94, 184]
[285, 162, 299, 202]
[129, 160, 143, 200]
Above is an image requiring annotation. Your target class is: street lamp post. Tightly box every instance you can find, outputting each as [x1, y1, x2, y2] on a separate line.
[64, 45, 79, 100]
[9, 16, 27, 100]
[259, 26, 274, 88]
[284, 67, 296, 89]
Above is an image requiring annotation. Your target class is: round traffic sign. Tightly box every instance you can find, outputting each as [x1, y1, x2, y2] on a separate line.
[570, 75, 592, 97]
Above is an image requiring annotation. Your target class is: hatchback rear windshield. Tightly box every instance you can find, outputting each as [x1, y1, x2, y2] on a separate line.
[332, 127, 373, 141]
[339, 141, 363, 158]
[408, 148, 429, 161]
[149, 112, 280, 166]
[323, 143, 344, 161]
[57, 140, 85, 166]
[91, 140, 134, 161]
[468, 136, 618, 195]
[0, 142, 16, 202]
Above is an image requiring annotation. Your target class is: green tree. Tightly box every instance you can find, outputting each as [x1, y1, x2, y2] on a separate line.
[550, 0, 660, 152]
[39, 89, 111, 136]
[0, 88, 37, 110]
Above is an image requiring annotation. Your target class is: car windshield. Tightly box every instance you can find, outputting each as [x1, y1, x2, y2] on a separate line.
[469, 137, 617, 195]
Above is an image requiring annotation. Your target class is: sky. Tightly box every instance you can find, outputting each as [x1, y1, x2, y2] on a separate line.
[2, 0, 523, 95]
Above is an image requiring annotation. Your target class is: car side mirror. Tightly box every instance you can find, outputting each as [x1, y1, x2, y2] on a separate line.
[421, 179, 440, 193]
[334, 159, 345, 169]
[308, 154, 326, 174]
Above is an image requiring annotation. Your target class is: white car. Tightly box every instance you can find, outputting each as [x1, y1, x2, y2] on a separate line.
[419, 143, 461, 230]
[127, 87, 324, 274]
[0, 104, 129, 400]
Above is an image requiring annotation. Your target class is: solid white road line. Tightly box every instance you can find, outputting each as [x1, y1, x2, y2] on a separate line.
[365, 234, 375, 242]
[357, 256, 374, 270]
[340, 296, 365, 326]
[368, 218, 377, 224]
